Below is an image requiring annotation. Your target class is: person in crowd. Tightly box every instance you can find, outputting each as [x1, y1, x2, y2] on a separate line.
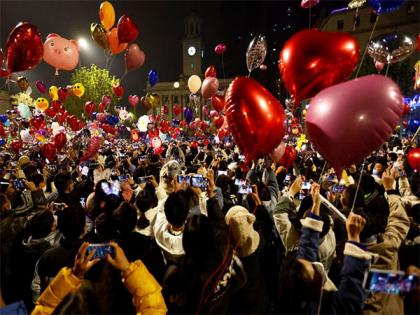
[54, 172, 78, 206]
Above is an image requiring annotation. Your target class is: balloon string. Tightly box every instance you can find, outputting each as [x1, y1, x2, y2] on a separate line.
[121, 71, 127, 82]
[350, 159, 365, 213]
[411, 126, 420, 143]
[355, 15, 379, 78]
[384, 63, 391, 76]
[221, 54, 226, 80]
[318, 161, 327, 184]
[108, 55, 115, 71]
[352, 7, 359, 32]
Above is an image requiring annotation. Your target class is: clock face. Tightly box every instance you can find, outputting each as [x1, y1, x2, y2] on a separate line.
[188, 46, 196, 56]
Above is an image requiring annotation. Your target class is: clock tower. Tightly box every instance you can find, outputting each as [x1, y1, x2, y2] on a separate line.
[182, 16, 202, 77]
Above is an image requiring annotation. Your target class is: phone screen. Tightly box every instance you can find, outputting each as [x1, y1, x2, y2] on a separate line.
[13, 179, 25, 190]
[332, 185, 345, 193]
[302, 181, 311, 190]
[82, 166, 89, 176]
[363, 269, 419, 294]
[234, 179, 246, 186]
[191, 175, 208, 189]
[80, 198, 86, 208]
[238, 183, 252, 194]
[283, 174, 291, 185]
[218, 170, 228, 176]
[138, 176, 151, 184]
[178, 175, 191, 184]
[118, 175, 129, 182]
[86, 244, 115, 259]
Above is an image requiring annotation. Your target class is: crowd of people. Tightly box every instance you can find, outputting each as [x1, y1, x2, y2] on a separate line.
[0, 131, 419, 315]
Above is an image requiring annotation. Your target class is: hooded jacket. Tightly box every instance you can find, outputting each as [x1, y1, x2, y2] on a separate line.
[31, 260, 167, 315]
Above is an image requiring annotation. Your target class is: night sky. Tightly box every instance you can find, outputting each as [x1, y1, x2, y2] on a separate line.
[0, 0, 346, 100]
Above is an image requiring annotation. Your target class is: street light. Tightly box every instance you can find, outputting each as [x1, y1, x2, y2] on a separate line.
[78, 37, 89, 50]
[173, 81, 180, 89]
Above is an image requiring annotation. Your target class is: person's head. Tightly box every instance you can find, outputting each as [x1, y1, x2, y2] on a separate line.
[164, 191, 189, 229]
[341, 184, 365, 211]
[54, 172, 74, 194]
[120, 181, 133, 202]
[360, 174, 376, 195]
[28, 210, 54, 239]
[29, 173, 46, 190]
[112, 201, 137, 235]
[215, 174, 230, 194]
[373, 157, 387, 176]
[135, 188, 157, 213]
[277, 254, 325, 313]
[160, 160, 181, 183]
[52, 287, 101, 315]
[0, 193, 11, 212]
[57, 206, 86, 240]
[257, 182, 271, 202]
[22, 163, 38, 179]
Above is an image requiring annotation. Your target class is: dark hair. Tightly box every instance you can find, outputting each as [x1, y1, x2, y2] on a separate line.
[112, 202, 137, 235]
[57, 206, 86, 240]
[342, 184, 365, 211]
[215, 175, 230, 195]
[135, 188, 157, 230]
[164, 191, 189, 228]
[54, 172, 72, 194]
[0, 193, 10, 210]
[53, 287, 101, 315]
[360, 174, 376, 194]
[257, 182, 271, 202]
[29, 173, 45, 188]
[22, 163, 38, 179]
[28, 210, 54, 239]
[276, 254, 321, 313]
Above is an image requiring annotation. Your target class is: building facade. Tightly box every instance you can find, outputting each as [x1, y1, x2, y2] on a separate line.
[319, 0, 419, 66]
[145, 15, 233, 120]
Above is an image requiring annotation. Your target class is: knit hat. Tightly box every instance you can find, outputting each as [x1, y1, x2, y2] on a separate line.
[18, 155, 30, 168]
[225, 206, 260, 257]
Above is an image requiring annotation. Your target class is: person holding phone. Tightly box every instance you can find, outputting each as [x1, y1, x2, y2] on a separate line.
[32, 242, 167, 315]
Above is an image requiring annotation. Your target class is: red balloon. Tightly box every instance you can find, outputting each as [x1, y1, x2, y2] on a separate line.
[213, 115, 224, 128]
[81, 136, 101, 161]
[130, 129, 140, 142]
[402, 120, 408, 127]
[125, 43, 145, 71]
[205, 65, 217, 78]
[270, 141, 287, 163]
[44, 108, 56, 118]
[402, 103, 410, 116]
[30, 115, 45, 130]
[11, 140, 23, 153]
[128, 94, 139, 107]
[85, 101, 96, 116]
[215, 43, 227, 55]
[41, 143, 57, 162]
[56, 113, 66, 125]
[117, 15, 139, 43]
[53, 132, 67, 151]
[217, 128, 229, 139]
[279, 146, 297, 168]
[6, 22, 43, 73]
[225, 77, 286, 162]
[306, 75, 403, 173]
[57, 87, 69, 102]
[51, 100, 62, 112]
[211, 95, 225, 112]
[98, 102, 106, 113]
[407, 148, 420, 171]
[112, 83, 124, 99]
[279, 29, 359, 106]
[173, 105, 181, 116]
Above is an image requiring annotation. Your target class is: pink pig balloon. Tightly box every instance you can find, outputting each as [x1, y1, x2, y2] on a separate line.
[43, 34, 79, 75]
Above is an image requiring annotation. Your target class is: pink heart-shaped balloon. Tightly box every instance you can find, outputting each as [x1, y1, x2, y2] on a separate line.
[270, 141, 287, 163]
[128, 94, 139, 107]
[306, 75, 403, 173]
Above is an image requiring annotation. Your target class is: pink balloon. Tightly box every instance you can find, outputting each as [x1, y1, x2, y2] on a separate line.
[202, 105, 209, 116]
[128, 94, 139, 107]
[209, 109, 218, 118]
[125, 43, 145, 71]
[306, 75, 403, 173]
[375, 60, 384, 72]
[301, 0, 320, 9]
[270, 141, 286, 163]
[43, 34, 79, 74]
[215, 43, 227, 55]
[36, 80, 47, 93]
[201, 77, 219, 100]
[102, 95, 111, 107]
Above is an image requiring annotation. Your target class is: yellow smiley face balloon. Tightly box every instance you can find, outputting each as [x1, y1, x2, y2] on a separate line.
[49, 86, 58, 101]
[72, 83, 85, 98]
[35, 97, 49, 111]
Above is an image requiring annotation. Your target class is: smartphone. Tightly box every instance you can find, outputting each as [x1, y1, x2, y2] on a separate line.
[53, 203, 67, 211]
[12, 179, 25, 190]
[218, 170, 228, 176]
[178, 175, 191, 183]
[238, 155, 245, 161]
[191, 175, 208, 189]
[363, 269, 419, 294]
[332, 185, 345, 193]
[81, 166, 89, 176]
[139, 155, 147, 161]
[138, 176, 152, 184]
[118, 174, 129, 182]
[86, 244, 115, 259]
[298, 193, 306, 200]
[302, 181, 311, 190]
[238, 184, 253, 194]
[283, 174, 292, 185]
[328, 174, 336, 182]
[80, 198, 86, 208]
[234, 178, 246, 186]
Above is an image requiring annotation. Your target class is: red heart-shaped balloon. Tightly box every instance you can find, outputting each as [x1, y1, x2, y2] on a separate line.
[279, 29, 359, 106]
[98, 102, 106, 113]
[53, 132, 67, 151]
[11, 140, 23, 153]
[211, 95, 225, 112]
[217, 128, 229, 139]
[173, 105, 181, 116]
[44, 108, 56, 118]
[279, 146, 297, 168]
[205, 65, 217, 78]
[56, 113, 65, 125]
[85, 101, 96, 115]
[128, 94, 139, 107]
[213, 115, 225, 129]
[117, 15, 139, 43]
[306, 75, 403, 173]
[41, 143, 57, 162]
[30, 115, 45, 130]
[112, 83, 124, 99]
[6, 22, 43, 73]
[58, 87, 69, 102]
[407, 148, 420, 172]
[402, 103, 410, 116]
[51, 100, 62, 112]
[225, 77, 286, 162]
